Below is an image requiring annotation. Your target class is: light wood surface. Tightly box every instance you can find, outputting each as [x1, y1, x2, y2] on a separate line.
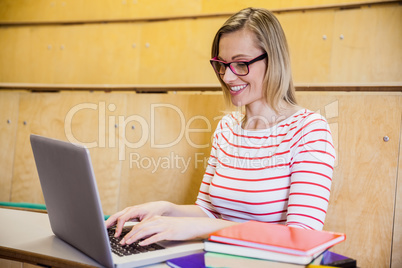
[0, 19, 220, 85]
[1, 83, 401, 92]
[0, 0, 396, 23]
[1, 1, 400, 266]
[298, 92, 402, 268]
[0, 92, 20, 202]
[0, 208, 171, 268]
[0, 2, 400, 86]
[117, 93, 227, 209]
[0, 90, 401, 267]
[10, 91, 126, 214]
[0, 24, 144, 84]
[391, 95, 402, 268]
[7, 91, 229, 215]
[330, 4, 402, 83]
[0, 258, 22, 268]
[0, 208, 101, 268]
[279, 9, 335, 84]
[137, 18, 221, 85]
[0, 258, 41, 268]
[201, 0, 398, 15]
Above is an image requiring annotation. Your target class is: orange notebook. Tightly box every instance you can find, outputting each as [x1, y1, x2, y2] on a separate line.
[205, 221, 346, 265]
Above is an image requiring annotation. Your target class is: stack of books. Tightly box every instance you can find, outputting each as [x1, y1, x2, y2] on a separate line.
[166, 221, 353, 268]
[203, 221, 346, 267]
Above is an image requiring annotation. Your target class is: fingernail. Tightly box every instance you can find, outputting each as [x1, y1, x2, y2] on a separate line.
[126, 239, 132, 244]
[120, 238, 125, 245]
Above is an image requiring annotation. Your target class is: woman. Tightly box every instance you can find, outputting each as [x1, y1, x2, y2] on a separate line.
[106, 7, 335, 247]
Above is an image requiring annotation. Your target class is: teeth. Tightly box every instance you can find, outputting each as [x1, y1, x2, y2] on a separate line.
[231, 85, 247, 92]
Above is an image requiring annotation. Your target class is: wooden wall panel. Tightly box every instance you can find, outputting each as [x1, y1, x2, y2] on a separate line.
[0, 258, 22, 268]
[0, 3, 401, 85]
[0, 258, 42, 268]
[201, 0, 395, 13]
[0, 0, 393, 23]
[10, 91, 127, 215]
[0, 20, 219, 85]
[391, 96, 402, 268]
[330, 4, 402, 83]
[0, 0, 202, 23]
[138, 18, 222, 85]
[280, 10, 335, 84]
[1, 90, 401, 267]
[117, 93, 226, 209]
[297, 92, 401, 268]
[0, 24, 142, 84]
[0, 91, 19, 202]
[0, 28, 32, 84]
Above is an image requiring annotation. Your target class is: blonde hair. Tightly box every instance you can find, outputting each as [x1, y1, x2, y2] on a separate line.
[211, 7, 297, 112]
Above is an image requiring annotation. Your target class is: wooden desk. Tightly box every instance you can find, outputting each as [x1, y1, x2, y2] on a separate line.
[0, 208, 168, 268]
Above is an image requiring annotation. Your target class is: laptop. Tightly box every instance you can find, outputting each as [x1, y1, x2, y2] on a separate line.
[30, 134, 204, 268]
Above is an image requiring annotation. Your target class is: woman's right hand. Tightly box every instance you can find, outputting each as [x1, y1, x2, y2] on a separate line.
[105, 201, 173, 238]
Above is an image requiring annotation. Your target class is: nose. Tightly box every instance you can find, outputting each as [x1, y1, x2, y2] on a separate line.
[221, 66, 238, 83]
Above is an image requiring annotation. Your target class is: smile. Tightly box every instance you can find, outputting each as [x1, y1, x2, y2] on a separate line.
[230, 84, 247, 95]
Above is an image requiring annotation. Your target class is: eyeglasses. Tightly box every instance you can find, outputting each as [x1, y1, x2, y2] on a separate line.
[210, 53, 267, 76]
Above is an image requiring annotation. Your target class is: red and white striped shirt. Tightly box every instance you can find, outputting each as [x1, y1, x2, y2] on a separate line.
[195, 109, 335, 230]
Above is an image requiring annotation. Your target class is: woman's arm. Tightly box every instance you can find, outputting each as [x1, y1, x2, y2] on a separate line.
[105, 202, 209, 237]
[287, 113, 336, 230]
[106, 202, 237, 246]
[168, 203, 211, 217]
[120, 216, 238, 246]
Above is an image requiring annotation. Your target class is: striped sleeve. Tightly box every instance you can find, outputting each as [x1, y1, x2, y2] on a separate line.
[287, 113, 336, 230]
[195, 125, 222, 219]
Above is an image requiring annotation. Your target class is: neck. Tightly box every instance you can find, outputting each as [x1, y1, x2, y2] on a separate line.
[242, 101, 299, 130]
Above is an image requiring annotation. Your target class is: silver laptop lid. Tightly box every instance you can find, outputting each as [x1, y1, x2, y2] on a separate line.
[30, 134, 113, 268]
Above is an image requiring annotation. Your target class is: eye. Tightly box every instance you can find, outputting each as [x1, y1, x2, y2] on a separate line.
[231, 62, 248, 75]
[217, 62, 226, 72]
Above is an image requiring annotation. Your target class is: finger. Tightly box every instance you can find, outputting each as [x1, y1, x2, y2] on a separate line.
[119, 221, 150, 245]
[113, 207, 135, 237]
[141, 213, 156, 221]
[105, 216, 116, 228]
[138, 232, 167, 246]
[105, 209, 126, 228]
[122, 221, 162, 245]
[115, 206, 149, 237]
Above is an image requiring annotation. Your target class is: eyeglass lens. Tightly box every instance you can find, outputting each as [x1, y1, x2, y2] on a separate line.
[212, 62, 249, 76]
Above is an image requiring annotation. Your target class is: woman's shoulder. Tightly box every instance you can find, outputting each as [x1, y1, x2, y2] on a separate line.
[220, 111, 244, 126]
[211, 111, 242, 136]
[292, 108, 329, 127]
[290, 108, 333, 144]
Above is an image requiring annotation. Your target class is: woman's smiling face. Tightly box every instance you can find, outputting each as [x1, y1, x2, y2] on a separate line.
[218, 28, 267, 107]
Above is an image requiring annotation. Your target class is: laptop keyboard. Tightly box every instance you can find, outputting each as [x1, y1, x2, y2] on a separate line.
[108, 227, 165, 257]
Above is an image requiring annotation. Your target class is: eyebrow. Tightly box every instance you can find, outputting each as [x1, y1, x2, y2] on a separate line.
[217, 54, 253, 61]
[232, 54, 251, 60]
